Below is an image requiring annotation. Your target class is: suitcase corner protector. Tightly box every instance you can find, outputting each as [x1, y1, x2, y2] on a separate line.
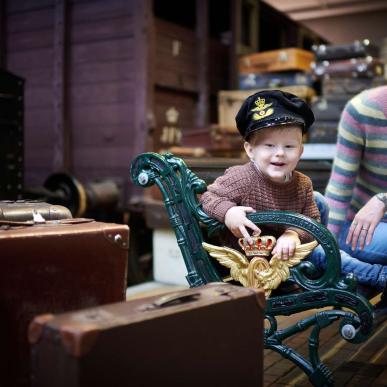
[28, 314, 55, 344]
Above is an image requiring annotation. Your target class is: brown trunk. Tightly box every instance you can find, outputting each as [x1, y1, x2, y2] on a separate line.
[0, 218, 128, 387]
[30, 284, 265, 387]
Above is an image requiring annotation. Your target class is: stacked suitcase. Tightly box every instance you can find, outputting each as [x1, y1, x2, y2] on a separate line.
[29, 284, 265, 387]
[174, 48, 318, 158]
[204, 47, 318, 156]
[0, 205, 129, 387]
[238, 48, 316, 92]
[309, 39, 386, 143]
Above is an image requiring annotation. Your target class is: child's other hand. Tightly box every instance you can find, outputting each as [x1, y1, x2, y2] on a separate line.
[224, 206, 261, 243]
[272, 230, 301, 260]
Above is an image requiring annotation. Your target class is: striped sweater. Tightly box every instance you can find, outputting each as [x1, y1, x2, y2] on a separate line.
[325, 85, 387, 237]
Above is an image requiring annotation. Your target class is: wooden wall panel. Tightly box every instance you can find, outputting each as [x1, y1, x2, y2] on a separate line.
[7, 8, 54, 33]
[71, 122, 133, 148]
[70, 59, 135, 83]
[5, 1, 55, 186]
[6, 29, 53, 51]
[71, 103, 134, 129]
[69, 81, 133, 105]
[208, 40, 229, 94]
[70, 0, 132, 23]
[69, 0, 151, 205]
[153, 88, 197, 153]
[6, 48, 54, 70]
[11, 67, 54, 87]
[70, 39, 133, 64]
[154, 89, 197, 128]
[24, 86, 54, 108]
[7, 0, 53, 13]
[2, 0, 151, 202]
[154, 18, 198, 92]
[70, 16, 133, 43]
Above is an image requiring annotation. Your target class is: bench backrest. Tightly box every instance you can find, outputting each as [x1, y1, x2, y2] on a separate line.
[131, 152, 344, 291]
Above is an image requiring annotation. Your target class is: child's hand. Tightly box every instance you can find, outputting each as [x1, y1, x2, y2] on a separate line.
[272, 230, 301, 260]
[224, 206, 261, 243]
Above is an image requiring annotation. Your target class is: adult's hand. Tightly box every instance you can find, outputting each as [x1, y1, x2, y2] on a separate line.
[346, 195, 386, 250]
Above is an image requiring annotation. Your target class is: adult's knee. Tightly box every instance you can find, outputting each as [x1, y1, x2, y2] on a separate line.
[313, 191, 329, 226]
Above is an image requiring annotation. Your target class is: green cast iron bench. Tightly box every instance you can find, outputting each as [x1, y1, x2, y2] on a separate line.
[131, 152, 374, 387]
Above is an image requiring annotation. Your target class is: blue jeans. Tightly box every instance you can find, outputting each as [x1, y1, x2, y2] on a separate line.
[338, 221, 387, 265]
[309, 192, 387, 291]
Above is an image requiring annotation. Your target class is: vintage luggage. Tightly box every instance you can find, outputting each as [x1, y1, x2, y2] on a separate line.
[180, 126, 244, 158]
[0, 218, 129, 387]
[312, 57, 384, 78]
[239, 71, 314, 90]
[218, 86, 316, 128]
[0, 200, 72, 221]
[239, 48, 315, 74]
[308, 121, 339, 143]
[311, 96, 349, 121]
[29, 283, 265, 387]
[165, 145, 208, 158]
[322, 77, 385, 97]
[312, 40, 379, 61]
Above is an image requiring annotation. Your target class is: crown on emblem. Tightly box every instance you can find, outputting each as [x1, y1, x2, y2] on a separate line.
[255, 97, 266, 111]
[238, 235, 277, 257]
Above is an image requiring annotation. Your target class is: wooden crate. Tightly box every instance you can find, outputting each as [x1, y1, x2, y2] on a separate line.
[218, 86, 316, 129]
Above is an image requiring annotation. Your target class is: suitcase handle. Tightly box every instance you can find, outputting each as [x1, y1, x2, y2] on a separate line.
[149, 285, 232, 309]
[152, 292, 201, 308]
[138, 292, 202, 312]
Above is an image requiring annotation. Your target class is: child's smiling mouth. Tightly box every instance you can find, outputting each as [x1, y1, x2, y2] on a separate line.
[271, 162, 286, 167]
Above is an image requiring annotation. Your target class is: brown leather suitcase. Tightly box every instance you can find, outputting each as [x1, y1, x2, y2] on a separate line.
[312, 40, 379, 61]
[322, 77, 386, 97]
[218, 86, 316, 128]
[312, 57, 384, 78]
[239, 48, 315, 74]
[29, 284, 265, 387]
[0, 218, 129, 387]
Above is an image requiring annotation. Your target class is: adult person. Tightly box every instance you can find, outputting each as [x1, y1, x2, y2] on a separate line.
[325, 85, 387, 264]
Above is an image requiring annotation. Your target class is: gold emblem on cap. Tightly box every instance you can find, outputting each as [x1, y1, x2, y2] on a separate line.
[251, 97, 274, 121]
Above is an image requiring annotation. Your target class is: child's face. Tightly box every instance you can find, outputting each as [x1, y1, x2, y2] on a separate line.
[244, 125, 304, 183]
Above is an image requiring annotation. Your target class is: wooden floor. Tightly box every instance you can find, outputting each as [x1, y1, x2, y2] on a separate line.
[266, 306, 387, 386]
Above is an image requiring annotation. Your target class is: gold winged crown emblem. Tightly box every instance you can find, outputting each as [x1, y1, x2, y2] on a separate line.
[251, 97, 274, 121]
[203, 235, 317, 298]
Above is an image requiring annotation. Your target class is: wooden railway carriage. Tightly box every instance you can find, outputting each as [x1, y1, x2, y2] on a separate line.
[1, 0, 327, 282]
[0, 0, 324, 208]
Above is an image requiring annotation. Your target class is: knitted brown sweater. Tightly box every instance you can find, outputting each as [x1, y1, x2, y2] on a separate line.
[200, 162, 320, 243]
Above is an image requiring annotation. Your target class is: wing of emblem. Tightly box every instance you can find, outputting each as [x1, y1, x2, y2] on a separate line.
[202, 242, 250, 287]
[256, 240, 318, 297]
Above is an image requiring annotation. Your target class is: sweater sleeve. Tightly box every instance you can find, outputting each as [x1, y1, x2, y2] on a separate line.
[287, 176, 321, 243]
[325, 98, 364, 237]
[200, 166, 252, 223]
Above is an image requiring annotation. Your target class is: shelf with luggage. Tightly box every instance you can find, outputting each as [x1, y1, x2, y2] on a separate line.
[168, 40, 386, 167]
[216, 40, 385, 156]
